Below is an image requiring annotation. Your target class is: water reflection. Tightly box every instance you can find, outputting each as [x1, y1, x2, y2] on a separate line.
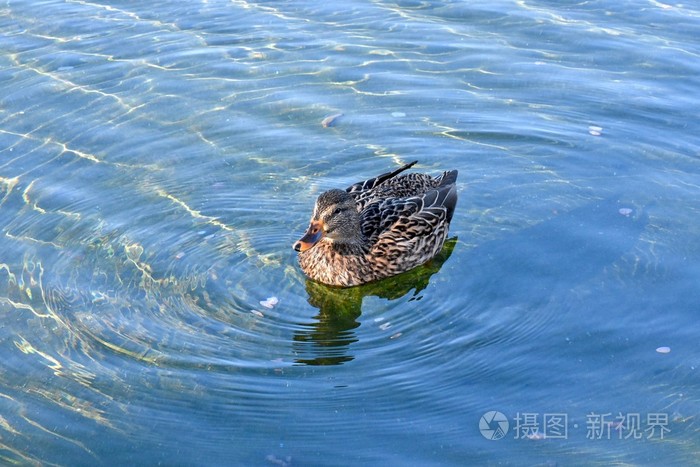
[293, 238, 457, 365]
[293, 196, 648, 366]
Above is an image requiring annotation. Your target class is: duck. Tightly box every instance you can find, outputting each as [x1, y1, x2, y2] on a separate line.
[293, 161, 458, 287]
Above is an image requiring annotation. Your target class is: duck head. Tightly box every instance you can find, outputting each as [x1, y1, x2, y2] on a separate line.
[293, 189, 361, 252]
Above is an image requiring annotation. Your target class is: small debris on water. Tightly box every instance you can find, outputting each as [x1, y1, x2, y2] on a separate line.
[618, 207, 633, 217]
[672, 411, 688, 423]
[175, 251, 185, 260]
[390, 332, 402, 339]
[260, 296, 279, 309]
[321, 113, 343, 127]
[391, 111, 406, 117]
[265, 454, 292, 467]
[656, 346, 671, 354]
[251, 310, 264, 318]
[588, 125, 603, 136]
[379, 322, 391, 331]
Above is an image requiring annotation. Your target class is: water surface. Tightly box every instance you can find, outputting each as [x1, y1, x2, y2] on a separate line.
[1, 0, 699, 464]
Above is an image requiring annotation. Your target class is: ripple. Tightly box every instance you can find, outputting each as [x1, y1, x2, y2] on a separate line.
[1, 0, 699, 464]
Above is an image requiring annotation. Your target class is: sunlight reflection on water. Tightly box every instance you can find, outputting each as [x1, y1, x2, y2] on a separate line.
[1, 0, 699, 464]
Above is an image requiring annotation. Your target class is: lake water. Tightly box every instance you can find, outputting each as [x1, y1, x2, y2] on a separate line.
[1, 0, 699, 465]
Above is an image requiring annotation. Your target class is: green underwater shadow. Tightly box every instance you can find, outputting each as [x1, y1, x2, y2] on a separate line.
[292, 238, 458, 366]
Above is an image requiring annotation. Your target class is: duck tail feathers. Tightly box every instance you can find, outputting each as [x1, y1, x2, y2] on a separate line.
[437, 169, 458, 187]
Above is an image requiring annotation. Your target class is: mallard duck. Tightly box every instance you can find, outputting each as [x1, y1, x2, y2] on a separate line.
[293, 161, 458, 287]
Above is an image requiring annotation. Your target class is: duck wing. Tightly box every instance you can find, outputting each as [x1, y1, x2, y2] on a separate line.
[361, 172, 458, 252]
[347, 161, 458, 211]
[346, 160, 417, 195]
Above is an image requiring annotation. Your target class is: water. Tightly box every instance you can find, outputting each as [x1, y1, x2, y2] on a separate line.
[1, 0, 699, 465]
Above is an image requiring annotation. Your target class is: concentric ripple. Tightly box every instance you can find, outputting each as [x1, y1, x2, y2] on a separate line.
[1, 0, 699, 465]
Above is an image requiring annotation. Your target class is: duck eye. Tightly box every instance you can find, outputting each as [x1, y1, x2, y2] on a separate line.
[333, 207, 342, 215]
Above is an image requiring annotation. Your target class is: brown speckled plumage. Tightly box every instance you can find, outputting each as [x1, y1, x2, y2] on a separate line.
[293, 161, 458, 287]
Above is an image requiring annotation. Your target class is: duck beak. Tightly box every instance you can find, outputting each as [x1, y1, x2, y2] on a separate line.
[293, 220, 324, 252]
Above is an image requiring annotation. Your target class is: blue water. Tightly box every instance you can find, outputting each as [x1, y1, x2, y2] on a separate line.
[1, 0, 699, 465]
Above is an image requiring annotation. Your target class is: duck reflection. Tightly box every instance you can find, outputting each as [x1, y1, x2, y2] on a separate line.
[292, 195, 650, 366]
[293, 238, 457, 365]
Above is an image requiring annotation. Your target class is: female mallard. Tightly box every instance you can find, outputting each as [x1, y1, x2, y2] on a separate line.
[293, 161, 458, 287]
